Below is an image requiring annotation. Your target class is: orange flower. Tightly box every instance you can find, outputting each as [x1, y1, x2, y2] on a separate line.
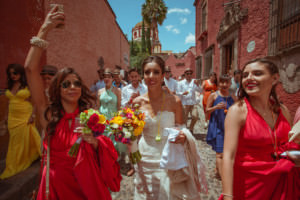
[124, 118, 133, 124]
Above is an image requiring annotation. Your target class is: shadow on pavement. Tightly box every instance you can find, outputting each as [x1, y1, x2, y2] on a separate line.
[193, 133, 207, 141]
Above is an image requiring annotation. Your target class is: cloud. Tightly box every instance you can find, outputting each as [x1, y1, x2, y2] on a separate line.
[165, 25, 174, 31]
[172, 28, 180, 34]
[180, 17, 187, 24]
[165, 25, 180, 34]
[168, 8, 191, 15]
[185, 33, 195, 44]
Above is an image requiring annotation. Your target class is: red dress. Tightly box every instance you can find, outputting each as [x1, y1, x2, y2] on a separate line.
[202, 80, 217, 112]
[37, 109, 121, 200]
[220, 98, 300, 200]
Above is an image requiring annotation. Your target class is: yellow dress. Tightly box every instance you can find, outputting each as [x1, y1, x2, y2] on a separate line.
[0, 87, 41, 179]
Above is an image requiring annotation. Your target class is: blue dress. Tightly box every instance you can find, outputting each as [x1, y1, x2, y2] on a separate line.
[206, 92, 234, 153]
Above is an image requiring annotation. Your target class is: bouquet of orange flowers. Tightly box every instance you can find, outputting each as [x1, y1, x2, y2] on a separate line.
[109, 105, 145, 164]
[68, 109, 107, 157]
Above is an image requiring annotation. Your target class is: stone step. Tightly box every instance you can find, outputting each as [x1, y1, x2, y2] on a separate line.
[0, 160, 40, 200]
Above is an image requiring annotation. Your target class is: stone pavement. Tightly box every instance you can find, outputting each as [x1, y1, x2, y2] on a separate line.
[0, 160, 39, 200]
[112, 100, 222, 200]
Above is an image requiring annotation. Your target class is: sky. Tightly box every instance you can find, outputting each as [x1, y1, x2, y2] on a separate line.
[107, 0, 196, 53]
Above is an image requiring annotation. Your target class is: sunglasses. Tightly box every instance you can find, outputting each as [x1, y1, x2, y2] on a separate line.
[10, 71, 18, 75]
[185, 72, 193, 75]
[41, 72, 56, 76]
[61, 80, 82, 89]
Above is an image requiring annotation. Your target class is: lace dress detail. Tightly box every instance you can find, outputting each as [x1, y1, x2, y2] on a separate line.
[134, 111, 175, 200]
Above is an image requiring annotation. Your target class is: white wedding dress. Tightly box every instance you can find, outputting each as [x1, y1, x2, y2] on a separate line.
[134, 111, 175, 200]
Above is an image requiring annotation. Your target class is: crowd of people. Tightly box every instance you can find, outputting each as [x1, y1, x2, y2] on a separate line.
[1, 5, 300, 200]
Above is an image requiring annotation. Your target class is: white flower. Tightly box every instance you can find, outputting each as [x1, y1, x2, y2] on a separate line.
[111, 123, 119, 129]
[123, 128, 131, 138]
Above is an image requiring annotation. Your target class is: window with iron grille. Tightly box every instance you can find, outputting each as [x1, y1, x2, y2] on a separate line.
[269, 0, 300, 55]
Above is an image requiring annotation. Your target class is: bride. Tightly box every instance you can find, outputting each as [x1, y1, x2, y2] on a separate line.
[132, 56, 207, 200]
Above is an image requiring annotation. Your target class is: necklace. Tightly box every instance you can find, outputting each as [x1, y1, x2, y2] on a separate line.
[156, 92, 165, 142]
[268, 111, 278, 160]
[147, 92, 165, 142]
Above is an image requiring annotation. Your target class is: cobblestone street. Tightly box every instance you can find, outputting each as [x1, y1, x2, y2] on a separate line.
[112, 102, 222, 200]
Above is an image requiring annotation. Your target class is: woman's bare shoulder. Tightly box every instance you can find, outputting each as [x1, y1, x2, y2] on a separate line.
[98, 88, 105, 96]
[280, 103, 292, 125]
[227, 100, 248, 123]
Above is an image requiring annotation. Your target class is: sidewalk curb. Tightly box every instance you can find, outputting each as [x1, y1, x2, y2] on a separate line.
[0, 161, 40, 200]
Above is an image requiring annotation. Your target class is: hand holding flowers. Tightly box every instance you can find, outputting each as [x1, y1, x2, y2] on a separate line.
[109, 104, 146, 164]
[68, 109, 107, 157]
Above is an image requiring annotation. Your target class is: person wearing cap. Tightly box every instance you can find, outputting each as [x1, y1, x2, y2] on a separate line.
[90, 68, 105, 94]
[40, 65, 58, 90]
[177, 68, 202, 133]
[163, 66, 177, 94]
[112, 69, 126, 89]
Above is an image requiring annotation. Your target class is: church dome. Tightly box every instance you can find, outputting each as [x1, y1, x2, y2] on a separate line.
[134, 21, 150, 29]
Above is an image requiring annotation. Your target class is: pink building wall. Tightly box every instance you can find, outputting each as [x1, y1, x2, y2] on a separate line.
[164, 48, 196, 79]
[194, 0, 300, 118]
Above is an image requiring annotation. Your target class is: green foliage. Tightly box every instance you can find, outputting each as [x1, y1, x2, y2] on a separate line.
[130, 51, 150, 72]
[146, 28, 151, 54]
[141, 0, 167, 53]
[141, 20, 146, 53]
[130, 40, 141, 56]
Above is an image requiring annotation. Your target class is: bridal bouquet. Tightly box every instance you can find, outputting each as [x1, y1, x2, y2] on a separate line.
[68, 109, 107, 157]
[109, 105, 145, 164]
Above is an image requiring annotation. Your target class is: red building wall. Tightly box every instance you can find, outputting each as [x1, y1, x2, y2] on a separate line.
[238, 0, 269, 68]
[0, 0, 129, 150]
[0, 0, 45, 88]
[0, 0, 129, 89]
[194, 0, 300, 118]
[164, 48, 196, 80]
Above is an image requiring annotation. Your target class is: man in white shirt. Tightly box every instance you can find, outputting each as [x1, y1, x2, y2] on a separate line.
[121, 68, 147, 107]
[163, 66, 177, 94]
[121, 68, 147, 176]
[90, 68, 105, 94]
[229, 69, 241, 96]
[177, 68, 202, 133]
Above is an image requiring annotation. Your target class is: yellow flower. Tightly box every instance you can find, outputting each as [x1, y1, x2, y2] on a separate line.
[132, 116, 139, 125]
[110, 116, 124, 126]
[98, 114, 106, 124]
[134, 126, 143, 136]
[138, 113, 145, 121]
[137, 121, 145, 128]
[126, 108, 134, 114]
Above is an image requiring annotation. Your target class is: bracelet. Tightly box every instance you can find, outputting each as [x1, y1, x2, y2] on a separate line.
[30, 36, 49, 49]
[222, 193, 233, 198]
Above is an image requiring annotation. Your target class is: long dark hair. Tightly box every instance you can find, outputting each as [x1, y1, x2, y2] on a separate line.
[45, 68, 96, 135]
[142, 56, 165, 74]
[6, 63, 27, 90]
[209, 72, 218, 86]
[238, 58, 280, 112]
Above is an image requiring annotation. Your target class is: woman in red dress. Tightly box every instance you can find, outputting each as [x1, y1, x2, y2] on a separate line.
[24, 6, 121, 200]
[221, 58, 300, 200]
[202, 72, 217, 121]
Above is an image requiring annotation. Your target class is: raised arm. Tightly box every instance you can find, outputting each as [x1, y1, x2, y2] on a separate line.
[205, 92, 226, 115]
[222, 102, 246, 200]
[24, 6, 65, 128]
